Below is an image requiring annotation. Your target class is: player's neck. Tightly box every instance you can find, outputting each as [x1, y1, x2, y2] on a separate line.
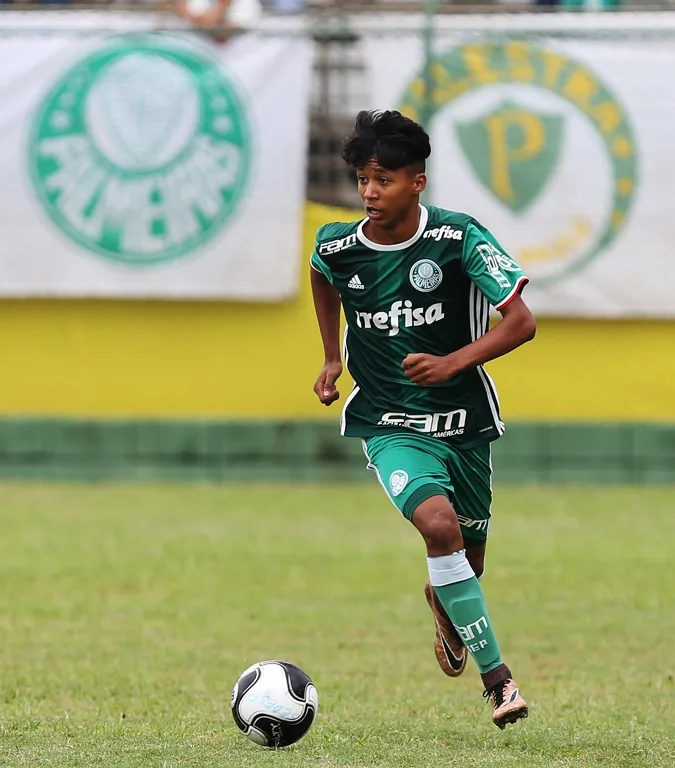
[363, 204, 421, 246]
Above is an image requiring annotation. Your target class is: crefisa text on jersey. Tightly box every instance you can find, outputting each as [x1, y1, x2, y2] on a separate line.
[422, 226, 464, 242]
[355, 300, 444, 336]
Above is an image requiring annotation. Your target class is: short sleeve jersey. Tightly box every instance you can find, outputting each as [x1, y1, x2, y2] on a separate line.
[310, 205, 529, 449]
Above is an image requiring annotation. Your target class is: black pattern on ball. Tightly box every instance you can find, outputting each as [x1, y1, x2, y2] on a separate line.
[230, 667, 260, 734]
[278, 661, 313, 702]
[251, 706, 317, 749]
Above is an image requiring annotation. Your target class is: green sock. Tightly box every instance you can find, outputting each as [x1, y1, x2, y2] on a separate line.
[428, 551, 503, 674]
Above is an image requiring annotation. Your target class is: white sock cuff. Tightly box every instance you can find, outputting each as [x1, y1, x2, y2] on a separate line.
[427, 550, 475, 587]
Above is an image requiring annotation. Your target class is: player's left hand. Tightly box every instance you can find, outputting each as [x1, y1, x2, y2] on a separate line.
[402, 353, 459, 386]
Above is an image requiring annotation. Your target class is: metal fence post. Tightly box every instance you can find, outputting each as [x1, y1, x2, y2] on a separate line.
[421, 0, 437, 203]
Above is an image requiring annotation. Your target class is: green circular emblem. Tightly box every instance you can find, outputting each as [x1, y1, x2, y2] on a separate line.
[29, 34, 250, 265]
[389, 470, 409, 497]
[410, 258, 443, 292]
[399, 41, 638, 286]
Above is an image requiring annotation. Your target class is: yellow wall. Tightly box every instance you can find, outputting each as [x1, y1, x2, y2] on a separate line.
[1, 202, 673, 422]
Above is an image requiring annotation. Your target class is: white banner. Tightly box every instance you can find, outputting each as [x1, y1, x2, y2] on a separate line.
[362, 20, 675, 316]
[0, 15, 313, 299]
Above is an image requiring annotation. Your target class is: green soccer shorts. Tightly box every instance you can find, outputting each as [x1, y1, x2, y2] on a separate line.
[362, 432, 493, 547]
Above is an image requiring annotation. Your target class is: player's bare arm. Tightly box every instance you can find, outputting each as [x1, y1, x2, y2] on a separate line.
[402, 295, 536, 386]
[311, 267, 343, 405]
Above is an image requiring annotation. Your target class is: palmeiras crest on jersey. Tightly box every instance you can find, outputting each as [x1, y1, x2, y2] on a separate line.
[28, 35, 250, 265]
[389, 470, 409, 497]
[410, 259, 443, 292]
[399, 42, 638, 286]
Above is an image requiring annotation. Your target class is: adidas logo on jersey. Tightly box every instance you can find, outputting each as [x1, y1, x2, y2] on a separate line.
[354, 300, 445, 337]
[348, 274, 365, 290]
[423, 225, 463, 242]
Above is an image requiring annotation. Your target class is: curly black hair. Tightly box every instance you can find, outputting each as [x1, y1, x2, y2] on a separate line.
[341, 110, 431, 171]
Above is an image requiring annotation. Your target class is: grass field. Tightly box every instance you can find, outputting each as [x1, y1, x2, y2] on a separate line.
[0, 483, 673, 768]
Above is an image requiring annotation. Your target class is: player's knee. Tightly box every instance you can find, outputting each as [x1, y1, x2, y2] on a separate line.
[422, 516, 460, 550]
[413, 498, 463, 552]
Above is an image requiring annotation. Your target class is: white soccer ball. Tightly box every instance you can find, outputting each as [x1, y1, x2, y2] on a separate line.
[230, 660, 319, 748]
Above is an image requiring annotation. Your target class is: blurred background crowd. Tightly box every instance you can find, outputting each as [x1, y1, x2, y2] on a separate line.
[2, 0, 672, 14]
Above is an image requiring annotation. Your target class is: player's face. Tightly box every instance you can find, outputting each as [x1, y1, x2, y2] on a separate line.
[356, 160, 426, 228]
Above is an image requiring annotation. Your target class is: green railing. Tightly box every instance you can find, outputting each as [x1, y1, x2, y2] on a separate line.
[0, 418, 673, 483]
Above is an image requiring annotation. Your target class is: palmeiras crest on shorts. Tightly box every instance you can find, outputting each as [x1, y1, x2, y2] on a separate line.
[389, 470, 409, 497]
[28, 34, 251, 265]
[410, 259, 443, 292]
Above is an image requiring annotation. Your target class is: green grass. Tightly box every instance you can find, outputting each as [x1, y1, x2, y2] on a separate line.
[0, 484, 673, 767]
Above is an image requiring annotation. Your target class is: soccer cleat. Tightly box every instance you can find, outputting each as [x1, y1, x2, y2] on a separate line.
[483, 678, 528, 729]
[424, 580, 467, 677]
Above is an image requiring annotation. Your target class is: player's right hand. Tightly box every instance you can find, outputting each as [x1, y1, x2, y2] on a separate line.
[313, 362, 342, 406]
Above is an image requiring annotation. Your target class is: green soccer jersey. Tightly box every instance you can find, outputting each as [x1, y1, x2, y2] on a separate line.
[310, 205, 529, 449]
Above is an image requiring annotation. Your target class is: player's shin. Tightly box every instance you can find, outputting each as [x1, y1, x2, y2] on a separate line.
[426, 550, 503, 675]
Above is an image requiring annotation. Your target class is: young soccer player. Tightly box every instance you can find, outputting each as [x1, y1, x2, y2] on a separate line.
[310, 110, 536, 729]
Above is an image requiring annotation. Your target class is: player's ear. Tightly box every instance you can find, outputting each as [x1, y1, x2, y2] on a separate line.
[414, 173, 427, 194]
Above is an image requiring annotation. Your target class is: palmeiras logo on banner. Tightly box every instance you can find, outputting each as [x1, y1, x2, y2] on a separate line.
[28, 35, 250, 265]
[399, 42, 638, 286]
